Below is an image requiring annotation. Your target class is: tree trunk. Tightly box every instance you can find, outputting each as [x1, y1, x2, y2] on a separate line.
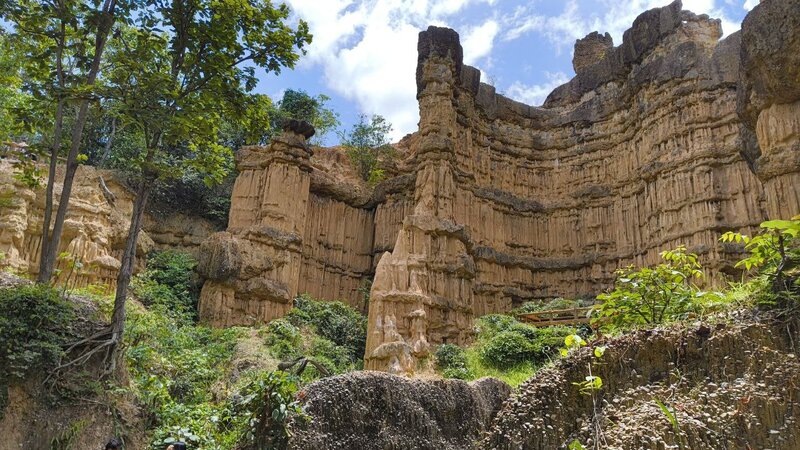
[38, 1, 118, 282]
[37, 98, 65, 283]
[109, 176, 152, 352]
[98, 117, 116, 168]
[37, 20, 67, 284]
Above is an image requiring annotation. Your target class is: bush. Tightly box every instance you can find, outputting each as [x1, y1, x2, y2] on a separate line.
[125, 303, 243, 449]
[0, 284, 74, 380]
[0, 284, 74, 419]
[595, 246, 714, 330]
[721, 217, 800, 308]
[234, 370, 306, 450]
[263, 319, 302, 360]
[475, 315, 576, 370]
[434, 344, 472, 380]
[132, 250, 198, 321]
[286, 294, 367, 362]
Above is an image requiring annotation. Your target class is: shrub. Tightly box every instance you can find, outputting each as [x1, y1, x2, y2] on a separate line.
[434, 344, 472, 380]
[475, 315, 576, 370]
[286, 294, 367, 362]
[263, 319, 302, 360]
[0, 284, 74, 380]
[132, 250, 198, 321]
[124, 303, 242, 449]
[474, 314, 517, 336]
[234, 370, 306, 450]
[721, 216, 800, 308]
[0, 284, 74, 419]
[595, 246, 715, 330]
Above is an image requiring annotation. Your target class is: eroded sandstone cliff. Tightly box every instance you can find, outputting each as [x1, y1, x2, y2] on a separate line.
[0, 161, 216, 289]
[196, 0, 800, 373]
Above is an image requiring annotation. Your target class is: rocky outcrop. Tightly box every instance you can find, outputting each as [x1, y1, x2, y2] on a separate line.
[0, 160, 216, 289]
[197, 1, 800, 373]
[480, 314, 800, 449]
[289, 372, 511, 450]
[737, 0, 800, 219]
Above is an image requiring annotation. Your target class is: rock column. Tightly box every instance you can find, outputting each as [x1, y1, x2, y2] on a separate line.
[198, 120, 315, 326]
[364, 27, 476, 373]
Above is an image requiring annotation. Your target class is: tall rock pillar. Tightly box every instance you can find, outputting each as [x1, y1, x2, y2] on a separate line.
[364, 27, 476, 373]
[198, 120, 315, 326]
[738, 0, 800, 219]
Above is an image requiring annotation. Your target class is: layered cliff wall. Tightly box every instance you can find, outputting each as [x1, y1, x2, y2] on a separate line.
[196, 0, 800, 372]
[0, 161, 216, 289]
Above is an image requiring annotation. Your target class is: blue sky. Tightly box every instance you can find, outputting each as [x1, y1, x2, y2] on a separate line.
[258, 0, 757, 145]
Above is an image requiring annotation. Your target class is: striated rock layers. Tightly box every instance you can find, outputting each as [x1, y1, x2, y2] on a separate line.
[198, 1, 800, 372]
[0, 161, 216, 289]
[289, 372, 511, 450]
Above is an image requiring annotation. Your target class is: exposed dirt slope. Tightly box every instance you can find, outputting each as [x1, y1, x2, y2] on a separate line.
[290, 371, 511, 450]
[481, 312, 800, 449]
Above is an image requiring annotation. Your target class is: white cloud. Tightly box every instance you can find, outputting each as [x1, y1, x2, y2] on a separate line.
[504, 72, 571, 106]
[743, 0, 758, 10]
[463, 20, 499, 65]
[280, 0, 745, 141]
[505, 0, 741, 50]
[284, 0, 497, 140]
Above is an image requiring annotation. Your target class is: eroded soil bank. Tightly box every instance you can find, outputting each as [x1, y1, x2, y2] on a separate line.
[292, 312, 800, 450]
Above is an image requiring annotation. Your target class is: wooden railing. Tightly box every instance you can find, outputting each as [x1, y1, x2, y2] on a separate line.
[516, 306, 596, 327]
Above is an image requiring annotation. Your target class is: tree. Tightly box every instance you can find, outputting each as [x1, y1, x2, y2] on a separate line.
[2, 0, 140, 284]
[273, 89, 339, 145]
[340, 114, 393, 183]
[89, 1, 311, 368]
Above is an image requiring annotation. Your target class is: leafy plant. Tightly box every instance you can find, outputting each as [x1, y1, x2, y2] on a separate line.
[0, 284, 75, 380]
[476, 316, 575, 370]
[595, 246, 714, 330]
[0, 284, 74, 420]
[654, 398, 684, 449]
[286, 294, 367, 363]
[340, 114, 394, 182]
[131, 251, 198, 321]
[263, 319, 303, 360]
[234, 370, 307, 450]
[721, 216, 800, 307]
[434, 344, 472, 380]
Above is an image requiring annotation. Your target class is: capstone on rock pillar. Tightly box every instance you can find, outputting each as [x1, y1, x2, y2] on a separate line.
[197, 120, 316, 327]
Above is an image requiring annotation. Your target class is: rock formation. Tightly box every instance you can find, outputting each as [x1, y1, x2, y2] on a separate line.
[0, 161, 216, 289]
[289, 372, 511, 450]
[480, 315, 800, 449]
[197, 0, 800, 373]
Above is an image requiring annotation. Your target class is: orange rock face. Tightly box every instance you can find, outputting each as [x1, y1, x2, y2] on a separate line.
[197, 1, 800, 373]
[0, 162, 215, 289]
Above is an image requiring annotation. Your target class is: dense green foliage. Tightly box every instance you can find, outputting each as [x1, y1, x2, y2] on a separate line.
[0, 284, 74, 418]
[434, 344, 471, 380]
[340, 114, 394, 183]
[721, 216, 800, 307]
[286, 294, 367, 362]
[131, 250, 199, 321]
[475, 316, 577, 369]
[234, 370, 306, 450]
[434, 312, 577, 386]
[0, 284, 74, 380]
[594, 246, 719, 330]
